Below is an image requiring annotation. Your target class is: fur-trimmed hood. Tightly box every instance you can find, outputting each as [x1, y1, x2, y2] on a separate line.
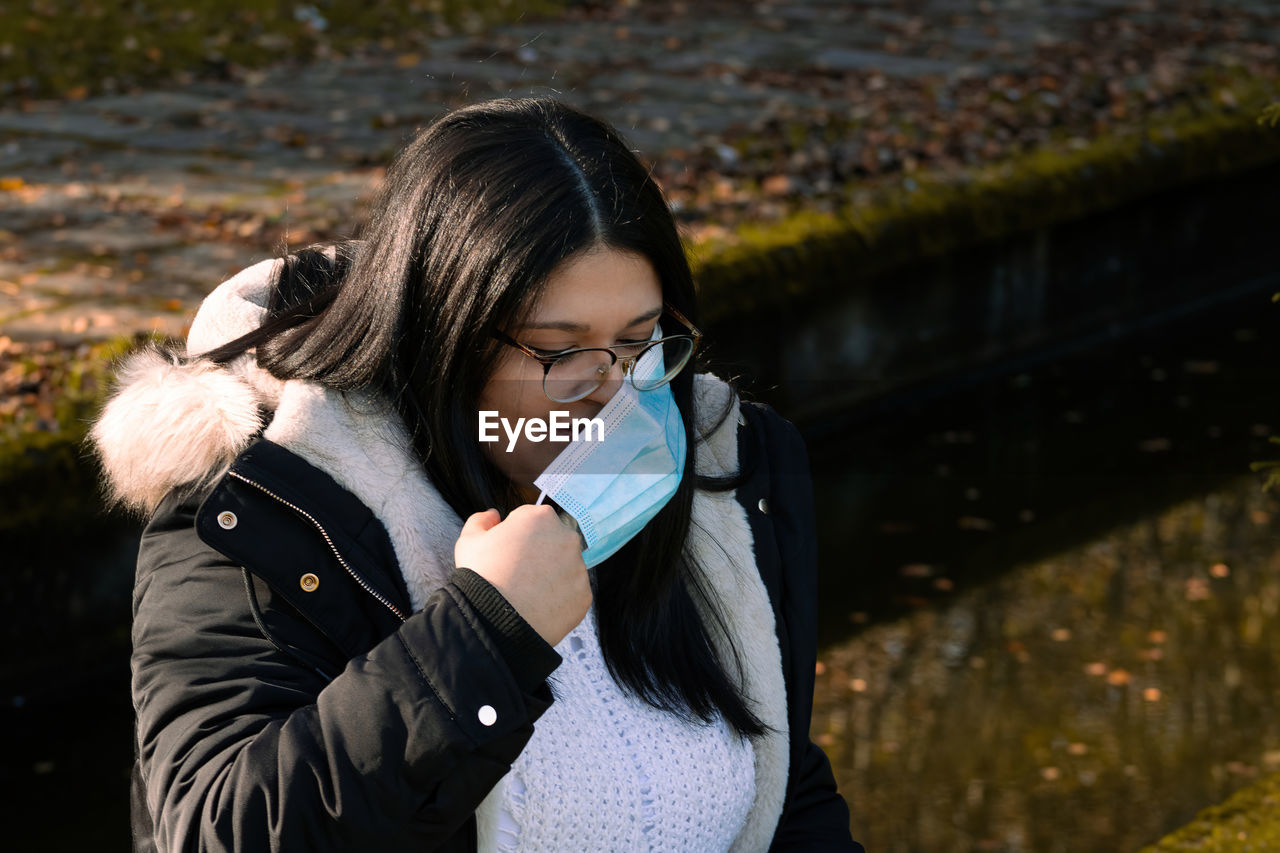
[90, 257, 791, 852]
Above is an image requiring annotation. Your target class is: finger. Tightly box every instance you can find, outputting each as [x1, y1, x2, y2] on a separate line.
[462, 508, 500, 534]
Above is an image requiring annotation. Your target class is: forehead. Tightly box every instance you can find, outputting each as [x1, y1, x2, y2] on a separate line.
[520, 248, 662, 329]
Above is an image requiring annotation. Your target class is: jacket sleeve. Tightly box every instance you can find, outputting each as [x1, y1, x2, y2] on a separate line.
[131, 494, 561, 853]
[766, 412, 866, 852]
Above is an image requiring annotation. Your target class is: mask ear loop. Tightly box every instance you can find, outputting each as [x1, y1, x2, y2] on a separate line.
[535, 489, 548, 506]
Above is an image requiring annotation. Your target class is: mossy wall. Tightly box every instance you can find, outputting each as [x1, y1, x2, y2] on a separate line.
[1138, 772, 1280, 852]
[699, 152, 1280, 424]
[690, 80, 1280, 332]
[0, 334, 147, 535]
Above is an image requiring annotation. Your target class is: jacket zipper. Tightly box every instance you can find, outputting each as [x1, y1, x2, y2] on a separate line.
[228, 470, 408, 622]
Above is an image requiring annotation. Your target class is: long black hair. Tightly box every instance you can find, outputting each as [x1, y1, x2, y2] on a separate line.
[201, 96, 771, 740]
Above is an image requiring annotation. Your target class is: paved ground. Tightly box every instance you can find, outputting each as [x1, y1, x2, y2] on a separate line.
[0, 0, 1276, 343]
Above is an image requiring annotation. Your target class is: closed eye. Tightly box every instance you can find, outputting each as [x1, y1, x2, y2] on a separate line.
[532, 339, 649, 357]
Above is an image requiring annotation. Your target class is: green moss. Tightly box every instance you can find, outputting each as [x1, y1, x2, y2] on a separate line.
[1249, 437, 1280, 492]
[0, 426, 99, 532]
[0, 332, 154, 531]
[1137, 772, 1280, 851]
[690, 74, 1280, 326]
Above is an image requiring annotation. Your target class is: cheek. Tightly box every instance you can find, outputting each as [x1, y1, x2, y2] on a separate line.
[476, 361, 561, 480]
[478, 358, 544, 424]
[477, 350, 532, 416]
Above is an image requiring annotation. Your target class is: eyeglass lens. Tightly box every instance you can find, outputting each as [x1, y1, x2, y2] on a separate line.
[543, 337, 695, 402]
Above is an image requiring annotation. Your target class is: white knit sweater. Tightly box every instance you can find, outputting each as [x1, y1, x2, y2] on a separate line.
[493, 602, 757, 852]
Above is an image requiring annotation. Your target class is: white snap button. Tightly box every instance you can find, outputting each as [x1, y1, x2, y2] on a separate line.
[757, 498, 770, 515]
[217, 510, 238, 530]
[478, 705, 497, 726]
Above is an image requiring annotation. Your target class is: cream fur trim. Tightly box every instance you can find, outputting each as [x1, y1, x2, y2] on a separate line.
[690, 486, 789, 852]
[90, 346, 263, 515]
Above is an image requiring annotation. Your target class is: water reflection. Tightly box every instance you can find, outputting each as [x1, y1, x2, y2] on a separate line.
[812, 474, 1280, 852]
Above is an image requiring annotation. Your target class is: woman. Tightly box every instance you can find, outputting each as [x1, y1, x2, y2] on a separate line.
[92, 96, 862, 852]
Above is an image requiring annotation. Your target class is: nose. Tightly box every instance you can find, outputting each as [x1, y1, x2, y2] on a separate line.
[580, 358, 626, 407]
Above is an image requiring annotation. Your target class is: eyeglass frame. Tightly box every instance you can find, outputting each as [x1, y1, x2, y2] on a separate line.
[490, 302, 703, 403]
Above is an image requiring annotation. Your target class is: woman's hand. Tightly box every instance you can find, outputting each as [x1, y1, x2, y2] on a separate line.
[454, 505, 592, 647]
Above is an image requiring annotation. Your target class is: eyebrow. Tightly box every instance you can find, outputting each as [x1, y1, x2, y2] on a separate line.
[519, 306, 662, 333]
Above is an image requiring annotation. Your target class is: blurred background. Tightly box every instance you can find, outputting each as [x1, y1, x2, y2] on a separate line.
[2, 1, 1279, 850]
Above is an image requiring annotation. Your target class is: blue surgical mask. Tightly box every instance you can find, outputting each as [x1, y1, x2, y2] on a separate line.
[533, 323, 686, 568]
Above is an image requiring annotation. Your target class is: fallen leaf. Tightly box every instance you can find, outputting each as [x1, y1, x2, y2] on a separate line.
[762, 175, 791, 195]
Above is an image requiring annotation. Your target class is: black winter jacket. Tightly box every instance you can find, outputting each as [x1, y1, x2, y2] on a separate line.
[92, 255, 860, 852]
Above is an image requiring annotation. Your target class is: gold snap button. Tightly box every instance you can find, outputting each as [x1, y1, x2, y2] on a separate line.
[757, 498, 770, 515]
[300, 573, 320, 592]
[217, 511, 238, 530]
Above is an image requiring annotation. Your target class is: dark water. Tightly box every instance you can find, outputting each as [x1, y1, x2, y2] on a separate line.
[1, 513, 139, 850]
[799, 277, 1280, 850]
[812, 474, 1280, 852]
[3, 273, 1279, 850]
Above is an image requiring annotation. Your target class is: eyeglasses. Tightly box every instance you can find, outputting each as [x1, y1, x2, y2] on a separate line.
[492, 303, 703, 403]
